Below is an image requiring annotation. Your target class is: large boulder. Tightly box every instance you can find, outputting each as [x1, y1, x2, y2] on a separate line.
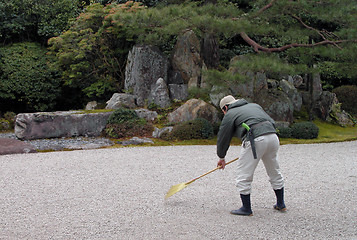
[125, 45, 169, 106]
[279, 80, 302, 112]
[168, 84, 188, 101]
[0, 138, 36, 155]
[254, 89, 294, 123]
[167, 99, 220, 125]
[171, 30, 202, 88]
[106, 93, 137, 109]
[148, 78, 171, 108]
[15, 111, 113, 140]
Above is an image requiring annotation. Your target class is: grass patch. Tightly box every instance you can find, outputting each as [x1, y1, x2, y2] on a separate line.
[279, 120, 357, 145]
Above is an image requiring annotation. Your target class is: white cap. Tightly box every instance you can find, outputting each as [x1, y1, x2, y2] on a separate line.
[219, 95, 239, 109]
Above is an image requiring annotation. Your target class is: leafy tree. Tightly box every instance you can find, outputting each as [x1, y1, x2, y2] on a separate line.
[0, 42, 62, 112]
[0, 0, 81, 44]
[48, 2, 144, 100]
[49, 0, 356, 108]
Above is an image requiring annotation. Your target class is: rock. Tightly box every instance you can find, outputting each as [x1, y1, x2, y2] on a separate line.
[85, 101, 98, 110]
[171, 30, 202, 88]
[279, 80, 302, 112]
[152, 126, 173, 138]
[267, 79, 279, 89]
[0, 138, 37, 155]
[125, 44, 169, 106]
[254, 89, 294, 123]
[201, 33, 219, 69]
[293, 75, 304, 89]
[312, 91, 336, 120]
[168, 70, 184, 84]
[254, 71, 268, 93]
[167, 99, 220, 125]
[312, 69, 323, 102]
[316, 92, 355, 126]
[118, 137, 154, 146]
[135, 108, 158, 122]
[15, 111, 112, 140]
[209, 85, 231, 108]
[106, 93, 137, 109]
[168, 84, 188, 101]
[148, 78, 171, 108]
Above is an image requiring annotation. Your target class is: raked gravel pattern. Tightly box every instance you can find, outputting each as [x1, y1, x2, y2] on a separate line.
[0, 141, 356, 240]
[0, 133, 114, 151]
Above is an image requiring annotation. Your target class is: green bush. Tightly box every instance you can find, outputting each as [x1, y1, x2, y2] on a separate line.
[291, 122, 319, 139]
[0, 42, 62, 112]
[107, 108, 140, 124]
[0, 118, 11, 131]
[277, 127, 292, 138]
[104, 108, 153, 138]
[164, 118, 214, 140]
[332, 85, 357, 115]
[4, 112, 16, 129]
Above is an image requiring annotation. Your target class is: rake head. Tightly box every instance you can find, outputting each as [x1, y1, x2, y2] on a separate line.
[165, 182, 189, 200]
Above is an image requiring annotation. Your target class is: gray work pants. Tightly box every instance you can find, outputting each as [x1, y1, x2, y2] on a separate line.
[236, 133, 284, 195]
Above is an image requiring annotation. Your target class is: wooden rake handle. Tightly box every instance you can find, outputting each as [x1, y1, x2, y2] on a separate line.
[186, 157, 239, 185]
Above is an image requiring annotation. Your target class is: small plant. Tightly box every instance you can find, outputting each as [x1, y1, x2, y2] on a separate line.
[162, 118, 214, 141]
[291, 121, 319, 139]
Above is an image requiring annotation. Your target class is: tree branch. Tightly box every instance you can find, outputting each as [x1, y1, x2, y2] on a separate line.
[239, 32, 356, 53]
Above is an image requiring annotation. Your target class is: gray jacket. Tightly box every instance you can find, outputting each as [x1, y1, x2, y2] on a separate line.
[217, 99, 276, 158]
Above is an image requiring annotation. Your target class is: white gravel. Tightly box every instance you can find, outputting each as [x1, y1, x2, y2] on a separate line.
[0, 141, 356, 239]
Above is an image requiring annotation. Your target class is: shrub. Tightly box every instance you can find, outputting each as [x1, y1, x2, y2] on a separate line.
[332, 85, 357, 115]
[4, 112, 16, 128]
[291, 122, 319, 139]
[0, 42, 62, 112]
[107, 108, 140, 124]
[277, 127, 292, 138]
[165, 118, 214, 140]
[104, 108, 153, 138]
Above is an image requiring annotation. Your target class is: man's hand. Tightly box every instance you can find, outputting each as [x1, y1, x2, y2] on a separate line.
[217, 159, 226, 170]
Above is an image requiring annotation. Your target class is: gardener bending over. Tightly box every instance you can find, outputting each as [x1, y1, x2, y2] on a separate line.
[217, 95, 286, 216]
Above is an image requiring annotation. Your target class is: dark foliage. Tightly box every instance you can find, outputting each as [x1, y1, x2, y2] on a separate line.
[291, 122, 319, 139]
[104, 107, 153, 138]
[277, 127, 292, 139]
[163, 118, 214, 140]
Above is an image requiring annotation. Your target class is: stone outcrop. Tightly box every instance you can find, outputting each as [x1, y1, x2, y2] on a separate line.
[171, 30, 202, 88]
[15, 111, 113, 140]
[85, 101, 98, 110]
[0, 138, 37, 155]
[106, 93, 137, 109]
[168, 84, 188, 101]
[148, 78, 171, 108]
[254, 89, 294, 123]
[167, 99, 220, 125]
[125, 45, 169, 106]
[279, 80, 302, 112]
[152, 127, 173, 138]
[134, 108, 158, 122]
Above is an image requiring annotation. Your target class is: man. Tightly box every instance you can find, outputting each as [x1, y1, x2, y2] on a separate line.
[217, 95, 286, 216]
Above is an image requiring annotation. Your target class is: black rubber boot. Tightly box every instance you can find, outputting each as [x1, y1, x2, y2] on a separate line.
[230, 194, 253, 216]
[273, 187, 287, 212]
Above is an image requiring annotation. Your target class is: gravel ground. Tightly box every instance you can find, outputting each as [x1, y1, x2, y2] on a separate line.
[0, 133, 114, 151]
[0, 141, 356, 240]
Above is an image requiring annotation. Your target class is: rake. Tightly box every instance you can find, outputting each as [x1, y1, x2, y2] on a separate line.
[165, 157, 239, 200]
